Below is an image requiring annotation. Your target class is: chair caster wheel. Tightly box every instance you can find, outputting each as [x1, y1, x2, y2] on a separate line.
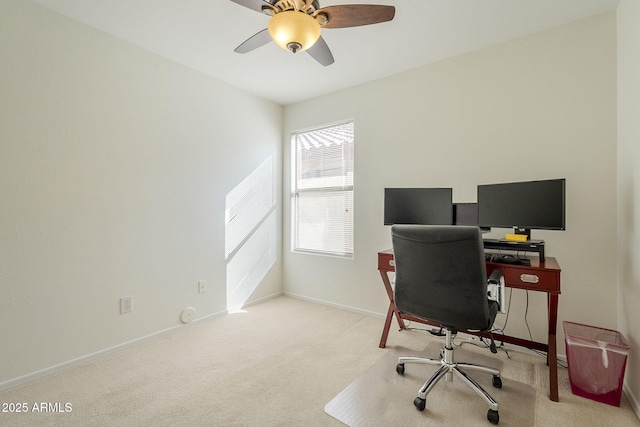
[492, 375, 502, 388]
[413, 397, 426, 411]
[487, 409, 499, 424]
[396, 363, 405, 375]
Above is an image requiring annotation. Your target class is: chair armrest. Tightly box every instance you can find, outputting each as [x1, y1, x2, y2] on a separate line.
[488, 268, 503, 284]
[487, 269, 506, 313]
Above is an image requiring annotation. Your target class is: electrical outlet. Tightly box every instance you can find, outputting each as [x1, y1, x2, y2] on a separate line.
[198, 280, 206, 294]
[120, 296, 132, 314]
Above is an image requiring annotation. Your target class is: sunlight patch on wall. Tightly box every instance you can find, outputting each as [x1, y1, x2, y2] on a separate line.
[226, 211, 276, 312]
[225, 155, 276, 312]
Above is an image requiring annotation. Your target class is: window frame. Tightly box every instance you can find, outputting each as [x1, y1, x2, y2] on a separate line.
[290, 120, 354, 259]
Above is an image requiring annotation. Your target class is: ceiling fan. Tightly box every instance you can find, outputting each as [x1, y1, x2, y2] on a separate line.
[230, 0, 396, 66]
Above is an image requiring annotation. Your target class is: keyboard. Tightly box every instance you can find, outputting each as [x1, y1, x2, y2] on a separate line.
[490, 255, 531, 266]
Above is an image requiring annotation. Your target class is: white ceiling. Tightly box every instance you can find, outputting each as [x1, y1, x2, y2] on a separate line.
[30, 0, 620, 105]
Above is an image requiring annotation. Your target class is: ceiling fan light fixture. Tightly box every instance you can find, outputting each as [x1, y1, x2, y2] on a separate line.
[267, 11, 321, 54]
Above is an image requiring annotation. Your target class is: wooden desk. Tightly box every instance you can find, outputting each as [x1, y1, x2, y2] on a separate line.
[377, 249, 561, 402]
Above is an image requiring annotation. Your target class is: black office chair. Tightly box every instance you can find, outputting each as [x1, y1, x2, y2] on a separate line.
[391, 225, 502, 425]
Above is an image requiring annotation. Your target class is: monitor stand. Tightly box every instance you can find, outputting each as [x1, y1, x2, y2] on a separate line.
[483, 238, 545, 262]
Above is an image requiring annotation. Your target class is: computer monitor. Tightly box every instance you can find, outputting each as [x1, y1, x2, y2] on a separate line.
[453, 202, 492, 232]
[477, 178, 566, 237]
[384, 188, 453, 226]
[453, 203, 478, 226]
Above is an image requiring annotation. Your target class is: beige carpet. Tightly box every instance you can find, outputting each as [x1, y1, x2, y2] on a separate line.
[0, 296, 638, 426]
[325, 341, 535, 426]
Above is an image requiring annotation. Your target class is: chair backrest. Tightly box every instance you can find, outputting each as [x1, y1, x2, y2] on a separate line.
[391, 225, 493, 331]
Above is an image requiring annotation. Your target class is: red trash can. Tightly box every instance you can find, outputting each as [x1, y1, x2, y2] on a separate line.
[563, 321, 630, 406]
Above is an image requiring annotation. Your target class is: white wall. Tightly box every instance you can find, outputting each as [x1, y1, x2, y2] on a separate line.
[617, 0, 640, 416]
[2, 1, 635, 413]
[283, 13, 617, 358]
[0, 0, 282, 386]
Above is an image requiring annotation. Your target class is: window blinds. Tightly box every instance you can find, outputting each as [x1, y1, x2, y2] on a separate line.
[291, 121, 354, 257]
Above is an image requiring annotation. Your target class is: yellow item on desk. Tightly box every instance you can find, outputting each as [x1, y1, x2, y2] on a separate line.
[505, 233, 528, 242]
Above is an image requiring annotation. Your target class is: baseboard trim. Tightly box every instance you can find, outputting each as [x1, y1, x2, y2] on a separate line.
[0, 307, 229, 392]
[283, 291, 385, 319]
[623, 383, 640, 420]
[1, 293, 287, 392]
[229, 291, 284, 312]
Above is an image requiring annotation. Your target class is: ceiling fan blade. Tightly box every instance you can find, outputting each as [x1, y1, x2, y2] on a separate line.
[229, 0, 273, 13]
[317, 5, 395, 29]
[306, 36, 334, 66]
[234, 28, 272, 53]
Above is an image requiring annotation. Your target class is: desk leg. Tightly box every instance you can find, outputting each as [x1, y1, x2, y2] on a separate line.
[379, 303, 394, 348]
[379, 270, 406, 348]
[548, 293, 559, 402]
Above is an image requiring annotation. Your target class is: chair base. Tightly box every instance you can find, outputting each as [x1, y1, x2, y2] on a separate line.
[396, 330, 501, 424]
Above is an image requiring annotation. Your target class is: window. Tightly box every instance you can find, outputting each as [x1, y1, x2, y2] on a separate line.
[291, 121, 354, 258]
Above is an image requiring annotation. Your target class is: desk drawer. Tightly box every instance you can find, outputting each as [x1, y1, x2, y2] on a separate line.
[504, 268, 559, 292]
